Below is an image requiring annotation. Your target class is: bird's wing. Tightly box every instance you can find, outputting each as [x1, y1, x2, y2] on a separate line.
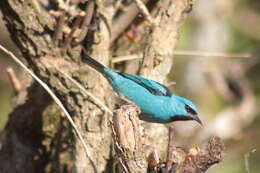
[118, 73, 172, 96]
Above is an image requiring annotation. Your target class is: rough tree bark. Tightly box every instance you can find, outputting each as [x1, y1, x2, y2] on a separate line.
[0, 1, 113, 173]
[0, 0, 224, 173]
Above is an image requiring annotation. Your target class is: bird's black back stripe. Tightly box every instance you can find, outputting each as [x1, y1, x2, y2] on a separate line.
[118, 73, 171, 97]
[153, 81, 172, 96]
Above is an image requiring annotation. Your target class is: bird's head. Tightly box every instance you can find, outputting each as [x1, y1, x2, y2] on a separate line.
[170, 95, 202, 125]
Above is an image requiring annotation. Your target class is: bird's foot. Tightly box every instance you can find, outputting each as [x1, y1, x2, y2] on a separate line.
[121, 97, 135, 105]
[121, 97, 141, 114]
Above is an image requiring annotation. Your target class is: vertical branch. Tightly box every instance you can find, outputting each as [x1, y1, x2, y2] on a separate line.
[166, 126, 175, 170]
[0, 1, 114, 173]
[53, 11, 66, 46]
[73, 0, 95, 45]
[111, 0, 149, 43]
[6, 67, 21, 93]
[139, 0, 193, 82]
[112, 106, 146, 173]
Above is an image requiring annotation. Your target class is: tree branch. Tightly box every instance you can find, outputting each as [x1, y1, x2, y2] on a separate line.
[112, 105, 146, 173]
[0, 1, 114, 172]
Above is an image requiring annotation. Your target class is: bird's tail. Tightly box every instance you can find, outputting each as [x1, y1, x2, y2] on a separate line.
[82, 54, 106, 74]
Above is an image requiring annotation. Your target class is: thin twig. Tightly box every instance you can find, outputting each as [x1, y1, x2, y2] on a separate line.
[173, 50, 251, 58]
[57, 69, 113, 115]
[73, 0, 95, 45]
[166, 126, 175, 171]
[62, 14, 83, 52]
[111, 0, 148, 43]
[0, 44, 94, 167]
[147, 151, 159, 173]
[6, 67, 21, 93]
[245, 153, 250, 173]
[119, 158, 130, 173]
[244, 149, 256, 173]
[53, 11, 66, 46]
[111, 51, 251, 63]
[112, 54, 141, 63]
[133, 0, 156, 25]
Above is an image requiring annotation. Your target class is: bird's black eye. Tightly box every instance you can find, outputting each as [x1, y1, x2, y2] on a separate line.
[185, 105, 197, 115]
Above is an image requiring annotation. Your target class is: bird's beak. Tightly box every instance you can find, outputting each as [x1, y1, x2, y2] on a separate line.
[191, 115, 203, 126]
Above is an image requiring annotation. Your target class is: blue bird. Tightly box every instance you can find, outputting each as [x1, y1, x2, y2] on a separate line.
[82, 55, 202, 125]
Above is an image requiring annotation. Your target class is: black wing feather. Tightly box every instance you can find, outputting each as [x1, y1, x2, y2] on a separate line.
[118, 73, 172, 97]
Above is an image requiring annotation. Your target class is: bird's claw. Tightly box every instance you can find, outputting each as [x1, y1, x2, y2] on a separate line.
[120, 97, 141, 113]
[121, 104, 141, 114]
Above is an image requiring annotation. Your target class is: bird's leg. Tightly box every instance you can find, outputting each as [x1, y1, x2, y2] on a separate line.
[121, 97, 135, 105]
[166, 126, 175, 171]
[121, 97, 141, 114]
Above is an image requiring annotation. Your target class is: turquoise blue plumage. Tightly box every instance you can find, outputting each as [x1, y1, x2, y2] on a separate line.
[82, 55, 202, 125]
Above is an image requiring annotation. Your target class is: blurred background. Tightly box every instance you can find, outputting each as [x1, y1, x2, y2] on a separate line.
[0, 0, 260, 172]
